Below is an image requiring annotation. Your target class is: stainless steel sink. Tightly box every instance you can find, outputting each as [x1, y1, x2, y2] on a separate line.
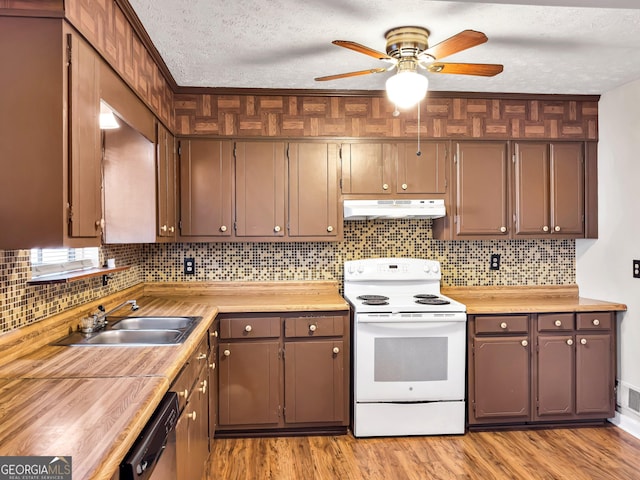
[110, 316, 195, 330]
[52, 315, 203, 346]
[84, 329, 183, 345]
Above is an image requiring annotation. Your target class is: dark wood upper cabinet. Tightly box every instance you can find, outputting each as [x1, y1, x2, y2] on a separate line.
[453, 141, 510, 238]
[396, 141, 447, 194]
[0, 18, 102, 249]
[514, 142, 584, 238]
[341, 143, 394, 194]
[156, 123, 177, 241]
[235, 141, 287, 237]
[178, 138, 234, 238]
[288, 142, 340, 238]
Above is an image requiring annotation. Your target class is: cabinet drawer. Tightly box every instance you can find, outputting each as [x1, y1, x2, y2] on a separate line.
[475, 315, 529, 334]
[220, 316, 280, 339]
[537, 313, 574, 332]
[576, 312, 613, 331]
[284, 315, 344, 338]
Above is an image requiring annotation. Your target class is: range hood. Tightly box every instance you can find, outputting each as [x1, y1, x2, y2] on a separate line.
[343, 199, 446, 220]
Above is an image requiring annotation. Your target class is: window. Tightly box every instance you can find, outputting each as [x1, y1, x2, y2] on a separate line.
[30, 247, 100, 278]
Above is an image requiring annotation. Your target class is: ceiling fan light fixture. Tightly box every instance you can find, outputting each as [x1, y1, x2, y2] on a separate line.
[386, 70, 428, 110]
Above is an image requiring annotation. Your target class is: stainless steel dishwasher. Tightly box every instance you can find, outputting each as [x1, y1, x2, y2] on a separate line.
[120, 392, 179, 480]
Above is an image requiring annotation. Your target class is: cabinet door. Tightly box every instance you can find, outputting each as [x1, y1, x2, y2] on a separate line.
[575, 333, 614, 416]
[67, 30, 102, 240]
[235, 141, 286, 237]
[218, 341, 280, 426]
[156, 123, 176, 240]
[284, 340, 345, 424]
[175, 407, 189, 480]
[550, 142, 584, 236]
[470, 336, 530, 423]
[190, 369, 210, 480]
[514, 142, 550, 235]
[341, 143, 394, 194]
[179, 138, 234, 237]
[288, 142, 340, 238]
[454, 142, 509, 237]
[396, 141, 447, 194]
[535, 335, 574, 419]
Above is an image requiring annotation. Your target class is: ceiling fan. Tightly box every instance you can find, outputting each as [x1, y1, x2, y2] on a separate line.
[315, 27, 504, 109]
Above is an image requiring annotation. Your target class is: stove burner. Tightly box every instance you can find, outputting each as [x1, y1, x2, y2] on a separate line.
[415, 298, 451, 306]
[413, 294, 439, 300]
[357, 295, 389, 302]
[363, 299, 390, 306]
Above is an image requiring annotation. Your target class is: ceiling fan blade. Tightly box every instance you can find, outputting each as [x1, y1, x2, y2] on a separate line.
[314, 67, 388, 82]
[427, 62, 504, 77]
[421, 30, 488, 60]
[332, 40, 393, 61]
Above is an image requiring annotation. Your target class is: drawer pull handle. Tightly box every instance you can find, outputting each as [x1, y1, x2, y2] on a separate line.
[567, 339, 574, 346]
[245, 325, 253, 332]
[554, 320, 562, 327]
[581, 338, 587, 345]
[187, 411, 197, 421]
[223, 349, 231, 357]
[210, 330, 218, 338]
[197, 353, 207, 360]
[500, 322, 508, 329]
[178, 389, 188, 398]
[209, 362, 216, 370]
[333, 347, 340, 354]
[199, 380, 207, 394]
[309, 324, 317, 332]
[593, 319, 600, 326]
[521, 340, 528, 347]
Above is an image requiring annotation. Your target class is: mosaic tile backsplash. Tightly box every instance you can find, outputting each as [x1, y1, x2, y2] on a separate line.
[0, 220, 575, 333]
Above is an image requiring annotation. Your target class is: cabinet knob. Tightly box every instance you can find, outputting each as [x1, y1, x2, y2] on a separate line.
[382, 183, 389, 190]
[274, 225, 281, 232]
[542, 225, 549, 232]
[178, 388, 188, 398]
[500, 322, 508, 329]
[567, 339, 574, 346]
[187, 411, 197, 421]
[197, 353, 207, 361]
[327, 226, 333, 232]
[220, 225, 227, 232]
[333, 347, 340, 354]
[161, 224, 168, 232]
[593, 319, 600, 326]
[402, 183, 408, 190]
[554, 225, 561, 232]
[210, 330, 218, 338]
[209, 362, 216, 370]
[244, 325, 252, 332]
[580, 338, 587, 345]
[223, 349, 231, 357]
[309, 324, 317, 332]
[521, 340, 528, 347]
[199, 379, 207, 394]
[554, 320, 562, 327]
[500, 226, 507, 233]
[169, 226, 175, 233]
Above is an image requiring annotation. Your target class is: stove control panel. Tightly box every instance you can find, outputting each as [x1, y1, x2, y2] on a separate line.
[345, 258, 442, 281]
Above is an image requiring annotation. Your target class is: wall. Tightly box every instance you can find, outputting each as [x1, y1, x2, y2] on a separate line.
[576, 78, 640, 431]
[1, 221, 575, 334]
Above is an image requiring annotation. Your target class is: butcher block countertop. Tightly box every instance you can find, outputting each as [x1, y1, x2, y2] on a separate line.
[442, 285, 627, 314]
[0, 281, 347, 480]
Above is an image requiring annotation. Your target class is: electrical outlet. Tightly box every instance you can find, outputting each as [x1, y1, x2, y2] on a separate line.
[490, 254, 501, 270]
[184, 258, 195, 275]
[633, 260, 640, 278]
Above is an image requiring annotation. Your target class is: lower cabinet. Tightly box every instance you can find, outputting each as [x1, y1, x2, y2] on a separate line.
[468, 311, 616, 428]
[172, 336, 210, 480]
[216, 311, 350, 434]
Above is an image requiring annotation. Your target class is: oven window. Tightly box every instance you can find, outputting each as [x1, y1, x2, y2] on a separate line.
[374, 337, 448, 382]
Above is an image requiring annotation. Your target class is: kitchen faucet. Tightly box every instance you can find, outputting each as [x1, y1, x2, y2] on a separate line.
[81, 299, 139, 333]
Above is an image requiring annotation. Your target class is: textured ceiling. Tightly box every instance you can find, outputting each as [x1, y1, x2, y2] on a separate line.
[127, 0, 640, 95]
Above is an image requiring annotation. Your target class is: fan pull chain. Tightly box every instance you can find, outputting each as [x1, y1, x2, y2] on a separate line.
[416, 100, 422, 156]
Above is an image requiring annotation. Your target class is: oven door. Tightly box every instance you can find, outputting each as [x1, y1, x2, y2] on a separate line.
[355, 314, 466, 402]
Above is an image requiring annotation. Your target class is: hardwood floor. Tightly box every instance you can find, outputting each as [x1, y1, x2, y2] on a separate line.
[207, 426, 640, 479]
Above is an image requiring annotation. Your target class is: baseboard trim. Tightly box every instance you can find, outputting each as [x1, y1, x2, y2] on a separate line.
[609, 412, 640, 439]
